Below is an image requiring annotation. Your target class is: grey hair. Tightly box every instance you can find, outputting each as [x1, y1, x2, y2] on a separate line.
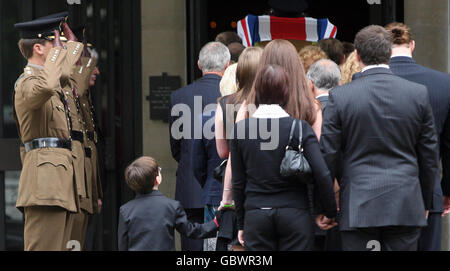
[306, 59, 341, 90]
[198, 42, 231, 73]
[87, 47, 99, 60]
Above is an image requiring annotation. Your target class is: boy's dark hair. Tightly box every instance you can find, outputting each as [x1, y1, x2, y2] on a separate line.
[354, 25, 392, 66]
[18, 38, 48, 59]
[125, 156, 159, 194]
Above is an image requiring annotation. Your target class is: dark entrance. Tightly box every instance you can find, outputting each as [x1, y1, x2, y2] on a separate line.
[0, 0, 142, 251]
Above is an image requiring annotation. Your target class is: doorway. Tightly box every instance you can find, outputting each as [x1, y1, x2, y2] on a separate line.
[186, 0, 404, 83]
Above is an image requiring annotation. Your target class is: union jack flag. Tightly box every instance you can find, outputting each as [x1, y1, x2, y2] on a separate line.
[237, 14, 338, 47]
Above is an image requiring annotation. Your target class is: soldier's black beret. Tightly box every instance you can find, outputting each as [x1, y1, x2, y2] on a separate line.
[14, 12, 68, 40]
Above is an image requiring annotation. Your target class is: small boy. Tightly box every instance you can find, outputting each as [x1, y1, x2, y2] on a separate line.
[118, 156, 219, 251]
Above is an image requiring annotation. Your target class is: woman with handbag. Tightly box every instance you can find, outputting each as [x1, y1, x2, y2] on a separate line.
[230, 64, 337, 251]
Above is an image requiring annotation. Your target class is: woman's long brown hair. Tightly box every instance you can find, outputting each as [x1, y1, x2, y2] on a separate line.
[247, 39, 317, 125]
[227, 46, 263, 105]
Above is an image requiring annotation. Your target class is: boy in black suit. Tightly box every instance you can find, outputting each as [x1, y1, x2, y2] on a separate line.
[118, 156, 219, 251]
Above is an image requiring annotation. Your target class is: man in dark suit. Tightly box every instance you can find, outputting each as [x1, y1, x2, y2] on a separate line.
[192, 109, 225, 251]
[386, 22, 450, 251]
[169, 42, 230, 251]
[321, 25, 439, 251]
[306, 58, 341, 251]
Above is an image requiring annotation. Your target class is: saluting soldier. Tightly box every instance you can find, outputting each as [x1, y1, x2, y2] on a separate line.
[68, 27, 103, 249]
[13, 15, 84, 251]
[74, 43, 104, 250]
[56, 23, 91, 249]
[72, 41, 103, 213]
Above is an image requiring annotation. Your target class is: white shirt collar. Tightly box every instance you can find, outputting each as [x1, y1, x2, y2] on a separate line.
[252, 104, 290, 119]
[391, 54, 413, 59]
[316, 93, 329, 99]
[362, 64, 390, 73]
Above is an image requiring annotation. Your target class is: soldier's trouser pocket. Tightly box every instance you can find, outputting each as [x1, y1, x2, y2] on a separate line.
[36, 150, 74, 201]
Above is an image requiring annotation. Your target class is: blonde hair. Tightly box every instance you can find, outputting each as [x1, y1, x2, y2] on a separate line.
[339, 51, 361, 85]
[298, 45, 328, 72]
[219, 63, 238, 96]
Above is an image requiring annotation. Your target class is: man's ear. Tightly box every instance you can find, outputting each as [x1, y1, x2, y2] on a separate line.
[410, 40, 415, 54]
[355, 50, 365, 69]
[33, 43, 44, 56]
[197, 60, 202, 71]
[309, 80, 317, 94]
[224, 61, 230, 71]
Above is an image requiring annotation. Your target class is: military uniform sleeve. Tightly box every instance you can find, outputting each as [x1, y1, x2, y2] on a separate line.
[61, 41, 84, 81]
[71, 56, 96, 96]
[174, 201, 218, 239]
[18, 46, 67, 110]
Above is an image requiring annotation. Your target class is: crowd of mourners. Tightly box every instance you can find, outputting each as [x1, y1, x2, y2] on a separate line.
[119, 23, 450, 251]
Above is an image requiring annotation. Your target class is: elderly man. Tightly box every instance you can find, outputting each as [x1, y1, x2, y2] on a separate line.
[306, 59, 341, 251]
[307, 59, 341, 110]
[169, 42, 230, 251]
[321, 25, 439, 251]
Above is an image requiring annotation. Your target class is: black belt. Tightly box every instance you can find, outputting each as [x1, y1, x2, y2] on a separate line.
[85, 147, 92, 158]
[24, 138, 72, 153]
[71, 130, 84, 143]
[87, 131, 97, 143]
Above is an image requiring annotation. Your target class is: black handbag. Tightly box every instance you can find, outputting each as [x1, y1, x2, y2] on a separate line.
[280, 120, 314, 184]
[213, 159, 228, 183]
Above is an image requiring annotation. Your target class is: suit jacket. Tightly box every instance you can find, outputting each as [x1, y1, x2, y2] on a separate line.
[390, 56, 450, 211]
[118, 190, 218, 251]
[192, 110, 224, 206]
[317, 94, 329, 110]
[15, 44, 84, 213]
[321, 67, 439, 230]
[169, 74, 222, 209]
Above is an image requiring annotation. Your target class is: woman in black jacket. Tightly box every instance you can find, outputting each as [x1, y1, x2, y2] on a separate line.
[230, 64, 337, 251]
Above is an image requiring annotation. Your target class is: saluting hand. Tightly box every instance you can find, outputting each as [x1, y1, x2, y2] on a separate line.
[61, 22, 78, 42]
[52, 30, 64, 48]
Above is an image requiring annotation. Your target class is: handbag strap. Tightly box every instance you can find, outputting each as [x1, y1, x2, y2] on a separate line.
[297, 119, 303, 150]
[287, 120, 296, 148]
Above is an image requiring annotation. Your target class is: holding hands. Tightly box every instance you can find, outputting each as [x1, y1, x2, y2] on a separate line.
[316, 214, 338, 230]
